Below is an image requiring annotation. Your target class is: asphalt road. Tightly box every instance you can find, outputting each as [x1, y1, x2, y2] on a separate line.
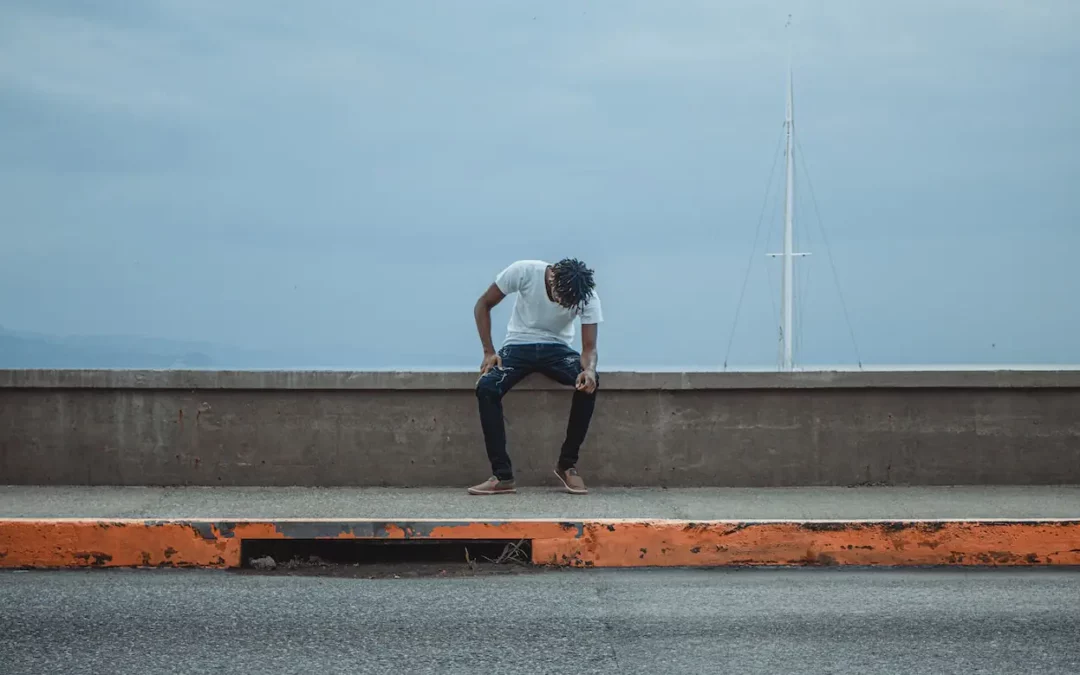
[2, 568, 1078, 674]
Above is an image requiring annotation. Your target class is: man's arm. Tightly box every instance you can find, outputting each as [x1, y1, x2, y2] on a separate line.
[475, 283, 506, 372]
[576, 323, 599, 393]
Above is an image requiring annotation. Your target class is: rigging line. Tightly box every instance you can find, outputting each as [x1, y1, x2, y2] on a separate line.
[764, 161, 784, 367]
[794, 198, 805, 365]
[795, 174, 813, 365]
[722, 124, 786, 371]
[792, 184, 802, 364]
[799, 245, 813, 365]
[763, 130, 787, 329]
[795, 136, 864, 370]
[764, 177, 783, 356]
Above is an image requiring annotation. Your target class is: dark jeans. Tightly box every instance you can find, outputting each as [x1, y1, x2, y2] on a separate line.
[475, 343, 598, 481]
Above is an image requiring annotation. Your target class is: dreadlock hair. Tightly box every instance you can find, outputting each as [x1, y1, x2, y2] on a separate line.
[551, 258, 596, 314]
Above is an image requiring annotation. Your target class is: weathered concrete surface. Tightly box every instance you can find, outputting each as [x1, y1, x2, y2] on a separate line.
[2, 369, 1079, 486]
[3, 486, 1078, 520]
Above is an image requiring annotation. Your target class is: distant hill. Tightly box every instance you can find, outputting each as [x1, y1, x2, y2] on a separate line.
[0, 326, 475, 370]
[0, 326, 217, 369]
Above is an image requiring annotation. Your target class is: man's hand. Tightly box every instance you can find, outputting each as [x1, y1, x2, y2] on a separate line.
[575, 369, 598, 394]
[480, 352, 502, 375]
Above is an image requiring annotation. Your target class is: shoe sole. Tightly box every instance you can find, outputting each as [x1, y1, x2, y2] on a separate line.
[553, 470, 588, 495]
[467, 487, 517, 496]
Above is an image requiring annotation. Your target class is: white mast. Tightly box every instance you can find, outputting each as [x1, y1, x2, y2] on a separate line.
[769, 62, 809, 371]
[782, 67, 795, 370]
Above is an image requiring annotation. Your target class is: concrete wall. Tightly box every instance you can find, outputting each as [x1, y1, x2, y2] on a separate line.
[2, 369, 1079, 487]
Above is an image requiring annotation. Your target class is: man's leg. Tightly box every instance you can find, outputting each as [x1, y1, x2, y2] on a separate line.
[539, 345, 599, 472]
[474, 347, 532, 481]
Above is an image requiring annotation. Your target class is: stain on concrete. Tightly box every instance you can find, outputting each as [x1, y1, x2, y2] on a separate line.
[557, 552, 586, 567]
[267, 520, 516, 540]
[924, 522, 950, 533]
[163, 547, 177, 559]
[800, 522, 854, 532]
[73, 551, 113, 566]
[556, 522, 584, 538]
[402, 521, 447, 538]
[880, 521, 949, 533]
[216, 522, 238, 539]
[272, 521, 365, 539]
[187, 522, 218, 541]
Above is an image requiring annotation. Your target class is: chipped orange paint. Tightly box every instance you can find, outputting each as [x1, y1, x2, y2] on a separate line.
[1, 518, 1077, 569]
[532, 520, 1080, 567]
[378, 521, 576, 541]
[0, 520, 243, 568]
[0, 518, 581, 568]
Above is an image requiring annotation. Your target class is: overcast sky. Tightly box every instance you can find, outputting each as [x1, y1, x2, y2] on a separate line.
[2, 0, 1077, 369]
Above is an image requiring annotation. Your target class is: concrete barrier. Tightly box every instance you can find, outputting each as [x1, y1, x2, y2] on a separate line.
[2, 369, 1079, 487]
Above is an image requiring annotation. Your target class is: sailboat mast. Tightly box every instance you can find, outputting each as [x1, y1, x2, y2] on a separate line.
[781, 67, 795, 371]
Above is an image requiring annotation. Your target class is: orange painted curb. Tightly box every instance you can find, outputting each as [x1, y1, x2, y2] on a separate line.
[1, 518, 1078, 569]
[534, 520, 1080, 567]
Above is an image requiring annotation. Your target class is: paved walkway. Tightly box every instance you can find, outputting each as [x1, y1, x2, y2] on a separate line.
[3, 485, 1079, 520]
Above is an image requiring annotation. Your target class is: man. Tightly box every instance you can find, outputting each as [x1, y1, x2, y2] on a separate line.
[470, 258, 602, 496]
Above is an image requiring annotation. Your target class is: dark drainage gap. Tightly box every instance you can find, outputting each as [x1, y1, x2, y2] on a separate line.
[241, 539, 531, 567]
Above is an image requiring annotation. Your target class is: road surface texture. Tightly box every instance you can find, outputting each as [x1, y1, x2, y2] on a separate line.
[2, 568, 1078, 674]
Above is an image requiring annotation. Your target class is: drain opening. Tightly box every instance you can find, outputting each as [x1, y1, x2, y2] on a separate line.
[241, 539, 532, 567]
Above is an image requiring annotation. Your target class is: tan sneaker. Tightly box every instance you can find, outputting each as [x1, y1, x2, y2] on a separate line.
[467, 476, 517, 496]
[554, 467, 588, 495]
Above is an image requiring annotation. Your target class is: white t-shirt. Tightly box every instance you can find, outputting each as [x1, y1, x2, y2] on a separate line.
[495, 260, 603, 347]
